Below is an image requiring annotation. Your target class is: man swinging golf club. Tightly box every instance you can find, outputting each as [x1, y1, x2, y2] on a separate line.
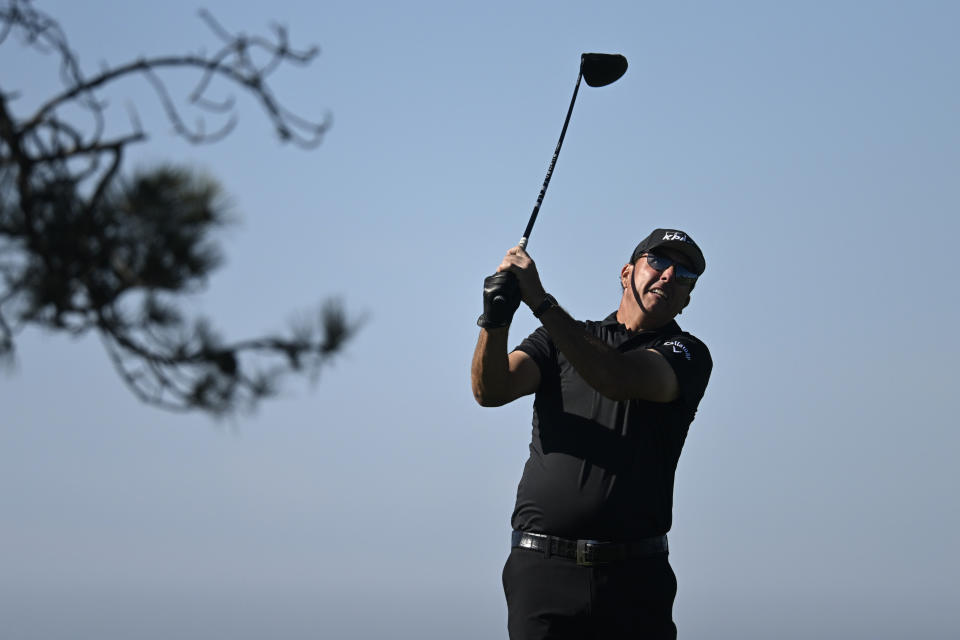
[470, 54, 713, 640]
[472, 230, 712, 639]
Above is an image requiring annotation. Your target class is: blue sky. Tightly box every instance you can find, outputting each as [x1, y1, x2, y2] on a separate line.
[2, 1, 959, 638]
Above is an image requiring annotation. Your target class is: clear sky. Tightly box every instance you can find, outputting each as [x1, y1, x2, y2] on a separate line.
[3, 1, 958, 638]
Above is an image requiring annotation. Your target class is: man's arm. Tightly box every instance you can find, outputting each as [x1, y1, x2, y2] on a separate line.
[471, 328, 541, 407]
[536, 305, 679, 403]
[498, 246, 680, 403]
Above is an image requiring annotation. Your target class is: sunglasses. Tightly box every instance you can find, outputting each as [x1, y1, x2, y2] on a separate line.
[641, 252, 699, 285]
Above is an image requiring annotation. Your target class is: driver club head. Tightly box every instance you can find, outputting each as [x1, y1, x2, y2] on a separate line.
[580, 53, 628, 87]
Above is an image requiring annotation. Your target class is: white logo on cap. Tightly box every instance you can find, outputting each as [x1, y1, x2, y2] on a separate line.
[663, 341, 692, 361]
[662, 231, 688, 242]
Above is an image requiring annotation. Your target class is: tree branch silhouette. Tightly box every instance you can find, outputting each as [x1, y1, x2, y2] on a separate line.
[0, 0, 357, 415]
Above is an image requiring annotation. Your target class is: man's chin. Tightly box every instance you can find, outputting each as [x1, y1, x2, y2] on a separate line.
[643, 294, 671, 309]
[639, 298, 679, 322]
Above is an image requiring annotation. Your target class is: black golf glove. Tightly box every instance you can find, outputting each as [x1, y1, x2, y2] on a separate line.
[477, 272, 521, 329]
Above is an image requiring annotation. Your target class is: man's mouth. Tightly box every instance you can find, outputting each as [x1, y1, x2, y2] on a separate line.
[648, 287, 669, 300]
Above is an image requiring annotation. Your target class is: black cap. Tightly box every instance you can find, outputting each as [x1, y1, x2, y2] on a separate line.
[630, 229, 706, 275]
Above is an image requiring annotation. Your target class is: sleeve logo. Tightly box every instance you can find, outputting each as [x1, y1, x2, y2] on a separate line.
[663, 341, 692, 361]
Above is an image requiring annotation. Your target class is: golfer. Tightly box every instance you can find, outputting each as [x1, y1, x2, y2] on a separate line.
[471, 228, 712, 639]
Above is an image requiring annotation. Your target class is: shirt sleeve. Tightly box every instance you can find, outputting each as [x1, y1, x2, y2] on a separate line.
[650, 334, 713, 409]
[513, 326, 557, 388]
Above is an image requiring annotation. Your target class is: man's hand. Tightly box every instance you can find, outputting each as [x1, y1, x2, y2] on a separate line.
[477, 272, 521, 329]
[497, 246, 548, 308]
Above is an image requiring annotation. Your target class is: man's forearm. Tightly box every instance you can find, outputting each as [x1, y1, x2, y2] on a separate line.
[535, 303, 672, 401]
[535, 305, 628, 394]
[471, 328, 512, 406]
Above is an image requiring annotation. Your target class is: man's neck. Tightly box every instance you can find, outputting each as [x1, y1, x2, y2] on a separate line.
[616, 301, 674, 333]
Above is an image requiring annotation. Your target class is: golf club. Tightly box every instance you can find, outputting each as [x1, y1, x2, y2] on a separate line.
[518, 52, 628, 251]
[490, 53, 627, 312]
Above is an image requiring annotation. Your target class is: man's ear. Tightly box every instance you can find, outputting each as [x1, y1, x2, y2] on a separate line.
[678, 293, 691, 314]
[620, 263, 632, 290]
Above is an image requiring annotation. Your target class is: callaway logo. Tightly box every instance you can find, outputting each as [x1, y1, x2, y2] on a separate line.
[662, 231, 688, 243]
[663, 341, 692, 361]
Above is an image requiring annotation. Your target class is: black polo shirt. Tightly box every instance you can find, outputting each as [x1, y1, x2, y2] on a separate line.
[511, 312, 712, 541]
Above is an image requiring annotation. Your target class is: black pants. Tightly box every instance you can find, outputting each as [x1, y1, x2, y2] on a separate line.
[502, 547, 678, 640]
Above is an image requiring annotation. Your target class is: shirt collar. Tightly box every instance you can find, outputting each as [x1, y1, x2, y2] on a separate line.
[600, 311, 682, 338]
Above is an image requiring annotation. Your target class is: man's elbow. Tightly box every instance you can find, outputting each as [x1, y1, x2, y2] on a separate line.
[473, 386, 509, 407]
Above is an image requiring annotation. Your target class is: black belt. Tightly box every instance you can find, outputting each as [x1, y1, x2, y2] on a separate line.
[512, 530, 668, 566]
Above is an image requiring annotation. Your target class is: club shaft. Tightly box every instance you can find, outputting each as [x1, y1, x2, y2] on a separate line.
[518, 71, 583, 250]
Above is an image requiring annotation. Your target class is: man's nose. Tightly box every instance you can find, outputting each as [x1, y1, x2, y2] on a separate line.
[660, 265, 677, 281]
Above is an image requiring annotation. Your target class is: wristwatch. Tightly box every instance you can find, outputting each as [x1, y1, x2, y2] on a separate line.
[532, 293, 559, 319]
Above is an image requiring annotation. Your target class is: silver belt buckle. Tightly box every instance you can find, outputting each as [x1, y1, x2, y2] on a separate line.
[576, 539, 597, 566]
